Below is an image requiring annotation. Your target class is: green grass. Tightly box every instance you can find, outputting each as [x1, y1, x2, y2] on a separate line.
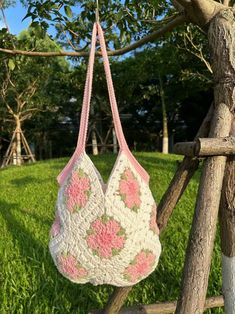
[0, 152, 223, 313]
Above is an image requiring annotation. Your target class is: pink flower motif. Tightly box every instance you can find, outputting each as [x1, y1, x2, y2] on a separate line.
[119, 168, 141, 211]
[64, 168, 91, 213]
[86, 216, 126, 258]
[57, 253, 87, 280]
[124, 250, 156, 283]
[150, 204, 160, 235]
[50, 212, 61, 238]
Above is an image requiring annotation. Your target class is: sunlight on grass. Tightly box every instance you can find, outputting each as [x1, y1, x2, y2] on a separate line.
[0, 153, 223, 313]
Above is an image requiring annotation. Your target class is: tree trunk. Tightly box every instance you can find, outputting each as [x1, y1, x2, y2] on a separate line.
[220, 118, 235, 313]
[15, 117, 22, 165]
[112, 128, 118, 153]
[92, 129, 99, 155]
[159, 75, 168, 154]
[176, 9, 234, 313]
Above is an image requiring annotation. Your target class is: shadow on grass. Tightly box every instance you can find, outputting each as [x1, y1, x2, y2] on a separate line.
[10, 176, 52, 186]
[15, 207, 53, 226]
[0, 200, 105, 313]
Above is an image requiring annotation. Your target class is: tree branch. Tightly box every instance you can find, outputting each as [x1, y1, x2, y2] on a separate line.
[172, 0, 185, 12]
[175, 0, 192, 9]
[223, 0, 230, 6]
[21, 108, 44, 115]
[183, 32, 213, 73]
[6, 103, 15, 116]
[190, 0, 225, 25]
[0, 14, 186, 58]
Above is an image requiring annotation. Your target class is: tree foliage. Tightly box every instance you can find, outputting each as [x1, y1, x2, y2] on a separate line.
[0, 0, 215, 156]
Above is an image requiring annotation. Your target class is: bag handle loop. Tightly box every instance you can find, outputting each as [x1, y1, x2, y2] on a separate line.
[76, 22, 129, 155]
[57, 22, 129, 184]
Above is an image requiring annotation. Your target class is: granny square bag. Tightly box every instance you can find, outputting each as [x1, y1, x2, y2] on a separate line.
[49, 22, 161, 287]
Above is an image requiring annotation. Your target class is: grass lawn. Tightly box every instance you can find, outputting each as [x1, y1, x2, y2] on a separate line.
[0, 152, 223, 313]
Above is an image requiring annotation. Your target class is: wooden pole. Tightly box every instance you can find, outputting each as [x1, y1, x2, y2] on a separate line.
[176, 103, 232, 313]
[159, 74, 169, 154]
[21, 130, 36, 162]
[113, 128, 118, 153]
[219, 118, 235, 313]
[174, 137, 235, 157]
[1, 129, 16, 167]
[15, 117, 22, 166]
[91, 296, 224, 314]
[157, 104, 213, 232]
[176, 8, 235, 313]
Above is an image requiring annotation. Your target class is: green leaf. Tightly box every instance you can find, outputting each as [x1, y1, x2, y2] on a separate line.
[8, 59, 15, 71]
[64, 6, 72, 18]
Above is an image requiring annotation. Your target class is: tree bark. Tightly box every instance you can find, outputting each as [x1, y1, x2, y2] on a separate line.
[15, 117, 22, 166]
[174, 137, 235, 156]
[176, 9, 234, 313]
[92, 130, 99, 155]
[157, 104, 213, 231]
[159, 75, 169, 154]
[112, 128, 118, 153]
[91, 296, 224, 314]
[220, 118, 235, 313]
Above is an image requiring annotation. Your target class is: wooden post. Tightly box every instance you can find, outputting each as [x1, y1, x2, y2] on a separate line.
[219, 118, 235, 313]
[176, 9, 235, 313]
[176, 103, 232, 313]
[112, 128, 118, 153]
[16, 117, 22, 166]
[159, 74, 169, 154]
[92, 129, 99, 155]
[173, 137, 235, 157]
[157, 104, 213, 232]
[173, 142, 195, 156]
[21, 131, 36, 162]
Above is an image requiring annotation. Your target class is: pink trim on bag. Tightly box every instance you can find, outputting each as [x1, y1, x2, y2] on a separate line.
[57, 24, 97, 185]
[57, 23, 149, 185]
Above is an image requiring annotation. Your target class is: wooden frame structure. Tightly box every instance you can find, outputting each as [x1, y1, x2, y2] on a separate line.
[1, 126, 35, 168]
[90, 106, 234, 314]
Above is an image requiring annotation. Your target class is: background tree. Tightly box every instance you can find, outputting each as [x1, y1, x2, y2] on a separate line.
[0, 28, 70, 164]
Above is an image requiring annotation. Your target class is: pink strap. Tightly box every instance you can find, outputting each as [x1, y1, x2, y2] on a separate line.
[57, 22, 149, 185]
[57, 24, 97, 185]
[96, 23, 128, 151]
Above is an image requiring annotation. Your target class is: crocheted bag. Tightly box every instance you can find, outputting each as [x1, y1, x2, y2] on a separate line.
[49, 22, 161, 287]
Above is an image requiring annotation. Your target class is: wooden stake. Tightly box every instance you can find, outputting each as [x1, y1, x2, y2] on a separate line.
[157, 104, 213, 232]
[174, 137, 235, 157]
[91, 296, 224, 314]
[176, 103, 232, 313]
[1, 129, 16, 167]
[21, 130, 36, 162]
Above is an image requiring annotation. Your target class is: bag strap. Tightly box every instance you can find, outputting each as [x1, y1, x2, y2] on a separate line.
[57, 22, 149, 185]
[75, 22, 128, 155]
